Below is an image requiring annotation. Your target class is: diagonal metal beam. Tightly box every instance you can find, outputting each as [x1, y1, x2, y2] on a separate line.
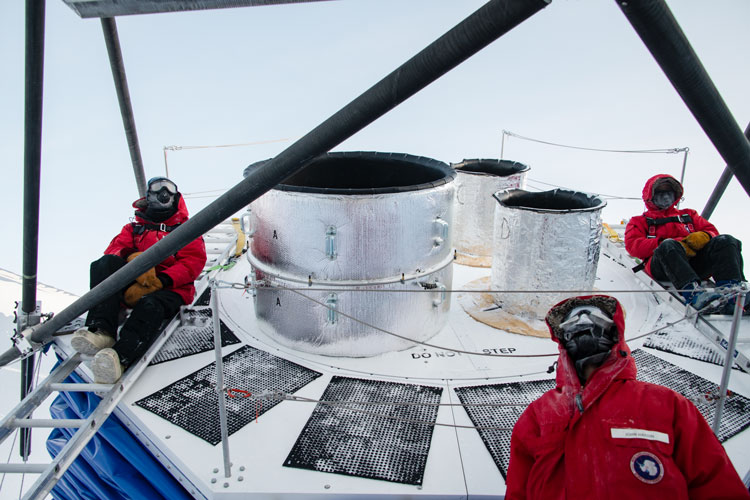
[0, 0, 551, 367]
[616, 0, 750, 201]
[101, 17, 147, 197]
[702, 122, 750, 219]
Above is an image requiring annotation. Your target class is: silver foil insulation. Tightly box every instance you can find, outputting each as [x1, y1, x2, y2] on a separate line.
[245, 152, 456, 357]
[490, 189, 606, 319]
[452, 159, 529, 267]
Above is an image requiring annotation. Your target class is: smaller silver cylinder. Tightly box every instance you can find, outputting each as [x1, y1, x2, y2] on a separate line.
[452, 159, 529, 267]
[491, 189, 606, 321]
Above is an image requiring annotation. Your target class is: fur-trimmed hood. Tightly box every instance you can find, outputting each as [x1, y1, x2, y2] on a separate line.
[545, 295, 635, 397]
[642, 173, 683, 212]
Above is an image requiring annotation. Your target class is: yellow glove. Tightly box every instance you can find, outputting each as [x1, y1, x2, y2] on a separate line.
[126, 252, 161, 288]
[682, 231, 711, 252]
[124, 280, 163, 307]
[678, 240, 696, 258]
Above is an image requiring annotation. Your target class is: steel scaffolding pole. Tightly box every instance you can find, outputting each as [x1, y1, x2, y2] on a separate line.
[616, 0, 750, 202]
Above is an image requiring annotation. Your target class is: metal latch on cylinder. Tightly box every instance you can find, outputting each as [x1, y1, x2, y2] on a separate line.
[433, 217, 449, 248]
[240, 209, 256, 237]
[325, 293, 338, 324]
[420, 282, 447, 307]
[325, 226, 337, 260]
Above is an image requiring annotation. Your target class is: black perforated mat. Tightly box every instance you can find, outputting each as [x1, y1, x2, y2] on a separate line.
[136, 345, 322, 445]
[284, 376, 442, 485]
[193, 287, 211, 306]
[644, 328, 728, 367]
[150, 307, 240, 365]
[454, 379, 554, 479]
[632, 349, 750, 442]
[455, 349, 750, 477]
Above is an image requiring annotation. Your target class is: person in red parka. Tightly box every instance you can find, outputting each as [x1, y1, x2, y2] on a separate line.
[625, 174, 746, 314]
[71, 177, 207, 383]
[505, 295, 750, 500]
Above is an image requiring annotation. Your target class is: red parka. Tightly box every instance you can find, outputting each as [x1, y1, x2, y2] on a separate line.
[505, 295, 749, 500]
[625, 174, 718, 277]
[103, 195, 207, 305]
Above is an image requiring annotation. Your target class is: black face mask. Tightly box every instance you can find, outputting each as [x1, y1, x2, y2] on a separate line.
[558, 306, 617, 382]
[142, 189, 177, 222]
[652, 190, 675, 210]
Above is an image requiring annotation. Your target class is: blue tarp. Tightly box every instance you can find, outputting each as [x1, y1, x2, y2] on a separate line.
[45, 366, 192, 500]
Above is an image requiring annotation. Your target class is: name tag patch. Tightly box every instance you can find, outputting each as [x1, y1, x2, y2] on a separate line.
[611, 427, 670, 444]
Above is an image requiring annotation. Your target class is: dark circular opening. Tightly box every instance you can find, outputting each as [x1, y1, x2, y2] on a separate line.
[495, 189, 605, 212]
[453, 158, 529, 177]
[244, 152, 454, 194]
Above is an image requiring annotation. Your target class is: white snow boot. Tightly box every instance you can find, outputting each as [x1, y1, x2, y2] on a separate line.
[91, 348, 123, 384]
[71, 327, 115, 356]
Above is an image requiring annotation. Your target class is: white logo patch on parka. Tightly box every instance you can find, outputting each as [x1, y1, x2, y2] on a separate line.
[630, 451, 664, 484]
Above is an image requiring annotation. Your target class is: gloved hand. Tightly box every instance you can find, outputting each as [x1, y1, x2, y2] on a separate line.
[124, 252, 163, 306]
[678, 239, 697, 258]
[682, 231, 711, 252]
[124, 280, 163, 307]
[126, 252, 161, 288]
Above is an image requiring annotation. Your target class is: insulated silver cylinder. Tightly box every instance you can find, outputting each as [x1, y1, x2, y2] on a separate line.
[491, 189, 606, 320]
[452, 159, 529, 267]
[244, 151, 456, 357]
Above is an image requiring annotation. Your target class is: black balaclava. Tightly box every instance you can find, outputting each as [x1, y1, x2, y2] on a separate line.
[557, 305, 617, 383]
[141, 177, 179, 222]
[650, 177, 681, 210]
[652, 190, 675, 210]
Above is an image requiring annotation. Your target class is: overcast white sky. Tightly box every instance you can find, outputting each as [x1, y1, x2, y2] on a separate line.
[1, 0, 749, 298]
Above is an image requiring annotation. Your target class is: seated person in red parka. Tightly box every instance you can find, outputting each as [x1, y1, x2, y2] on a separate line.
[625, 173, 746, 314]
[71, 177, 207, 383]
[505, 295, 749, 500]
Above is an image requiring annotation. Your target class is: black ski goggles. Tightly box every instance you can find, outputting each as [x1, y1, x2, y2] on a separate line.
[147, 177, 178, 195]
[558, 306, 614, 341]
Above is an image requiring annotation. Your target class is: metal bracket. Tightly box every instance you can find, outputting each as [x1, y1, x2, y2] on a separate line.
[325, 226, 337, 260]
[325, 293, 338, 324]
[433, 217, 449, 248]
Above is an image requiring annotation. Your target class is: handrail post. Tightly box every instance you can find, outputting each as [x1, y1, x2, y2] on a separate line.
[211, 280, 232, 478]
[712, 286, 746, 435]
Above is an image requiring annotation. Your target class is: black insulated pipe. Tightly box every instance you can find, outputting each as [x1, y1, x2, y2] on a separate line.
[0, 0, 552, 365]
[20, 0, 46, 460]
[101, 17, 147, 197]
[616, 0, 750, 201]
[22, 0, 45, 317]
[702, 122, 750, 219]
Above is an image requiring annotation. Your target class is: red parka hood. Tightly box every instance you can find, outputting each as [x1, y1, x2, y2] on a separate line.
[642, 173, 683, 212]
[131, 194, 190, 226]
[545, 295, 635, 399]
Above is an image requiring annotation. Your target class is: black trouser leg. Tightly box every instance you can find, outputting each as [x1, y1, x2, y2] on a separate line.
[649, 239, 700, 289]
[690, 234, 745, 283]
[85, 254, 127, 335]
[113, 290, 183, 367]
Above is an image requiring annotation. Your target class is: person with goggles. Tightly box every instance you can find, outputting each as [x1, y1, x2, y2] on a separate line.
[506, 295, 748, 499]
[70, 176, 206, 384]
[625, 174, 746, 315]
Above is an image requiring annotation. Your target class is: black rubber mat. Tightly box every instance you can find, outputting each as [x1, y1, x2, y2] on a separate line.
[454, 379, 555, 479]
[644, 329, 728, 367]
[632, 349, 750, 442]
[136, 345, 322, 445]
[193, 287, 211, 306]
[150, 307, 240, 365]
[284, 376, 442, 485]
